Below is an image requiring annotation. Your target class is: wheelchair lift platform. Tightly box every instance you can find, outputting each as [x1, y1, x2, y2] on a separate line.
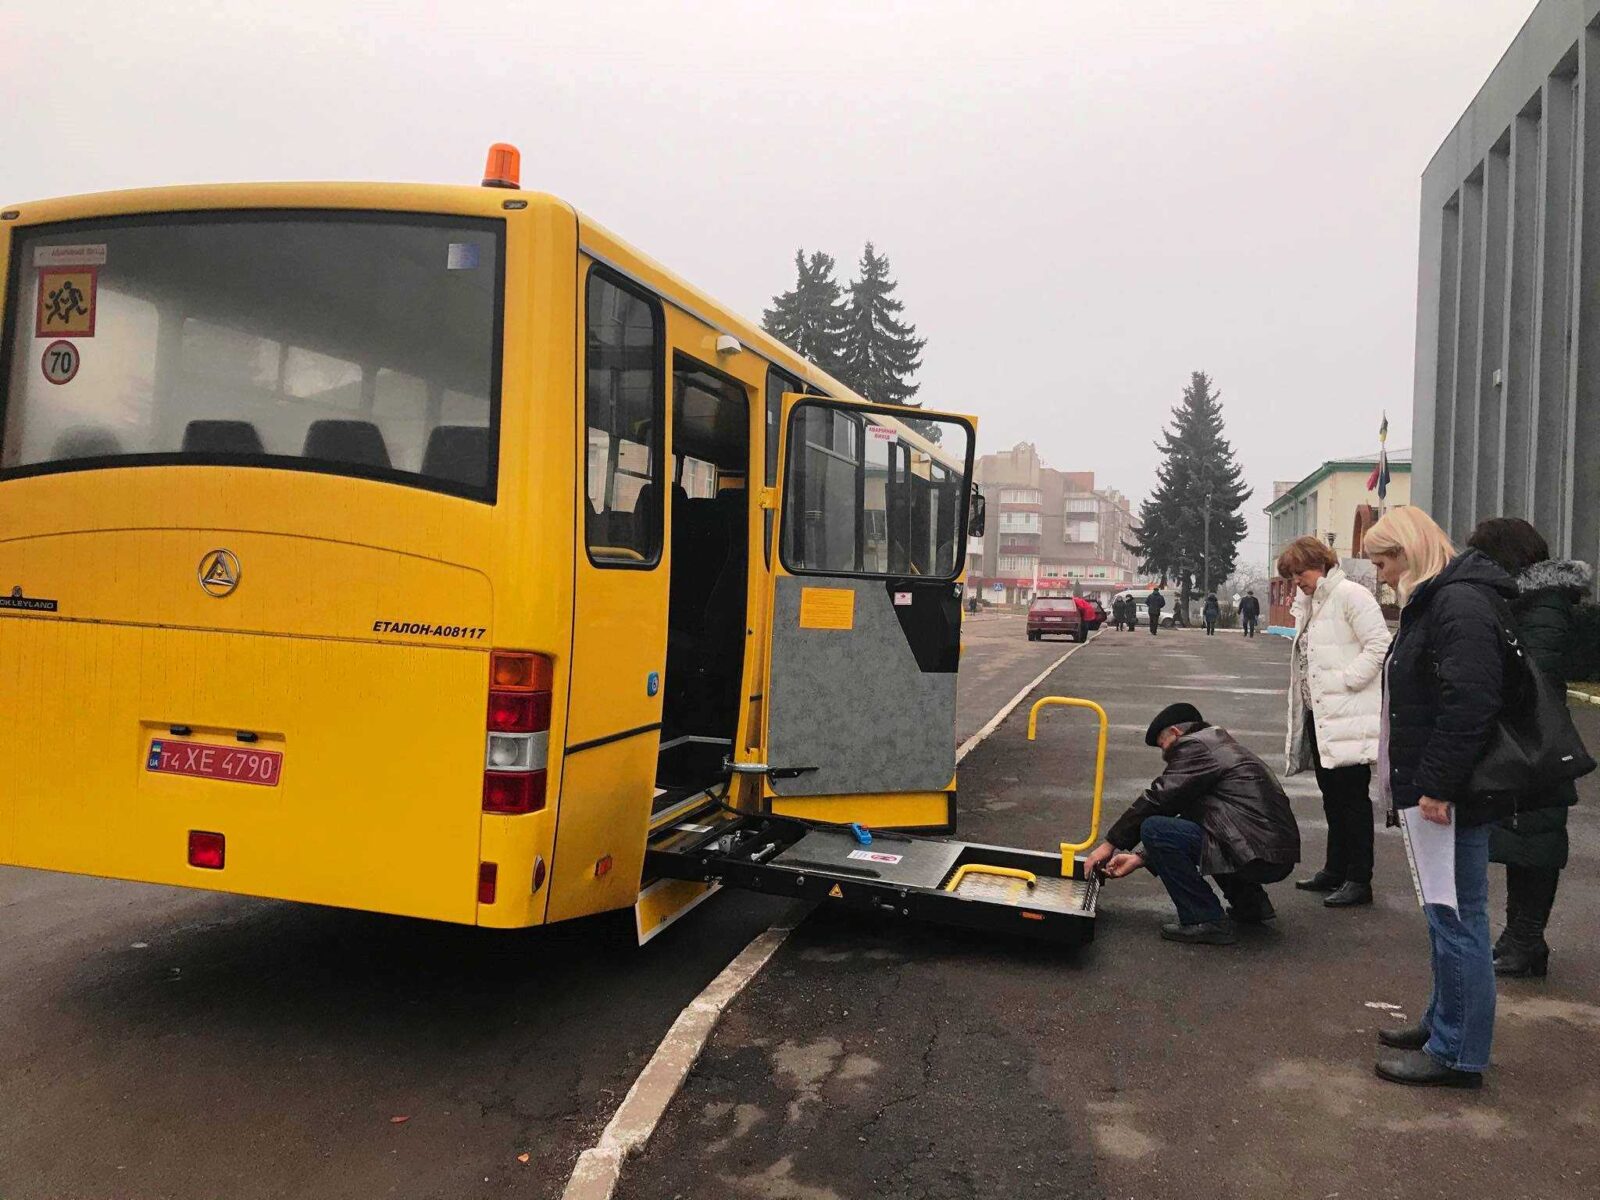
[645, 697, 1107, 947]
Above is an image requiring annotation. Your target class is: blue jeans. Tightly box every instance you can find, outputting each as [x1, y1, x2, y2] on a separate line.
[1422, 823, 1495, 1072]
[1139, 815, 1284, 925]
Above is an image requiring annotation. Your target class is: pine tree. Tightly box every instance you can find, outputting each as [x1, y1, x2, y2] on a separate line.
[762, 250, 847, 375]
[1124, 371, 1252, 621]
[839, 243, 936, 439]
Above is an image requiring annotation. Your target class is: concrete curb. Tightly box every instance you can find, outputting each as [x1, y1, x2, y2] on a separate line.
[1569, 688, 1600, 707]
[560, 925, 795, 1200]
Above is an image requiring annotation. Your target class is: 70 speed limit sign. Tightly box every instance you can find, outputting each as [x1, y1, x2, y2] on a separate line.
[41, 340, 81, 385]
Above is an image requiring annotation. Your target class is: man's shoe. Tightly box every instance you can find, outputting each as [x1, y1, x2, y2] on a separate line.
[1324, 881, 1374, 908]
[1374, 1050, 1482, 1089]
[1227, 898, 1277, 925]
[1160, 919, 1237, 945]
[1294, 871, 1341, 893]
[1377, 1022, 1429, 1050]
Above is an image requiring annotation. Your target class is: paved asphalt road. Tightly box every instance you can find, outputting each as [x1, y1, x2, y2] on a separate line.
[616, 620, 1600, 1200]
[0, 612, 1070, 1200]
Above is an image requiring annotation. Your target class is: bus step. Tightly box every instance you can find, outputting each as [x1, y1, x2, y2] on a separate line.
[646, 812, 1097, 946]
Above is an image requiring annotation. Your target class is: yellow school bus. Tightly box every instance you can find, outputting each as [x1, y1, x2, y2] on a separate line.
[0, 149, 980, 937]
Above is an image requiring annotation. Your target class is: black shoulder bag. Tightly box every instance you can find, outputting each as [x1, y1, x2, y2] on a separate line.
[1467, 595, 1595, 807]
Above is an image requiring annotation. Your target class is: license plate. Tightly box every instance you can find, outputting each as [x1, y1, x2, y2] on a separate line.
[147, 738, 283, 787]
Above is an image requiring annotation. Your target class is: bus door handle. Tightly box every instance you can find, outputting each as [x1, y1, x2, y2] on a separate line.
[722, 758, 819, 780]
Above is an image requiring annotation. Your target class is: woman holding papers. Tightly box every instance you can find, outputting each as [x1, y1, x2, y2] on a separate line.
[1363, 508, 1518, 1090]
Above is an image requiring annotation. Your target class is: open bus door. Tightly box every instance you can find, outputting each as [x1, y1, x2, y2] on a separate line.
[749, 394, 976, 829]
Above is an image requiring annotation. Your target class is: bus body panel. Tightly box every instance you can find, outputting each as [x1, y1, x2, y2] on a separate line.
[0, 614, 488, 921]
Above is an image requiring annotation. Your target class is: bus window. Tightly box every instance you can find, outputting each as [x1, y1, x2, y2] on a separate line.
[781, 402, 971, 579]
[584, 271, 663, 565]
[0, 214, 501, 497]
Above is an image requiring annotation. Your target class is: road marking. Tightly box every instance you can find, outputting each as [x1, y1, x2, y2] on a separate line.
[559, 627, 1097, 1200]
[560, 925, 795, 1200]
[956, 634, 1095, 764]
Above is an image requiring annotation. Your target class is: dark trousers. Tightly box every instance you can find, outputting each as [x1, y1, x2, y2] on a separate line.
[1243, 616, 1258, 637]
[1204, 616, 1217, 634]
[1139, 814, 1290, 925]
[1148, 611, 1159, 635]
[1500, 865, 1560, 954]
[1308, 717, 1374, 885]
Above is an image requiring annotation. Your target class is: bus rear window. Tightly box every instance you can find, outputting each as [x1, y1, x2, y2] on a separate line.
[1, 212, 503, 500]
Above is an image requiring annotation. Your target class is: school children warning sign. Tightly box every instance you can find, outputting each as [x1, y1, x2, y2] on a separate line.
[35, 268, 97, 338]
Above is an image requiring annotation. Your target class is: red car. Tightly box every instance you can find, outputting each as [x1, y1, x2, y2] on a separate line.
[1026, 596, 1086, 642]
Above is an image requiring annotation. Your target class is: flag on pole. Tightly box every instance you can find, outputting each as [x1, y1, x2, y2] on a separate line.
[1365, 412, 1391, 500]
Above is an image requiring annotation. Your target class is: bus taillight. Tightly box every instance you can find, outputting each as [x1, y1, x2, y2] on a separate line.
[483, 650, 551, 814]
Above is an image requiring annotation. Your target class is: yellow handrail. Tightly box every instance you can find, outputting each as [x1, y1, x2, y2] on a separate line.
[944, 864, 1037, 893]
[1027, 696, 1109, 875]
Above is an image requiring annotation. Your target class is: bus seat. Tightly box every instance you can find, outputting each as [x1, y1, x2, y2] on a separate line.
[50, 426, 124, 460]
[631, 482, 680, 558]
[182, 420, 265, 455]
[421, 425, 490, 489]
[697, 489, 751, 726]
[302, 420, 391, 469]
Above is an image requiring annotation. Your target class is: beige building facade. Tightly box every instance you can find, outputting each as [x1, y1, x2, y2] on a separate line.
[1264, 454, 1412, 570]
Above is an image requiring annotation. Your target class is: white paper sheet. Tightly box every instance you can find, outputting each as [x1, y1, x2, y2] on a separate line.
[1398, 805, 1457, 912]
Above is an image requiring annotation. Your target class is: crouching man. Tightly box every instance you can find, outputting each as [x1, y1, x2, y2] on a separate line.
[1082, 703, 1300, 944]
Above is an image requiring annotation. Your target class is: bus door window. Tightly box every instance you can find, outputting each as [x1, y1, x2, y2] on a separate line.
[584, 271, 664, 566]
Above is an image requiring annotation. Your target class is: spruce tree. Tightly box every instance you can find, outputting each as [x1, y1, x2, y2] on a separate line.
[762, 250, 847, 376]
[1124, 371, 1252, 620]
[839, 243, 936, 439]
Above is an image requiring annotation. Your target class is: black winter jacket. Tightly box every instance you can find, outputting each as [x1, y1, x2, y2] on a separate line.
[1147, 591, 1166, 614]
[1384, 550, 1518, 828]
[1240, 595, 1261, 620]
[1489, 559, 1591, 868]
[1106, 723, 1300, 875]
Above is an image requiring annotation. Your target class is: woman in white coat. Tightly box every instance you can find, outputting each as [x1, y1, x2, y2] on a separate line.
[1279, 536, 1391, 908]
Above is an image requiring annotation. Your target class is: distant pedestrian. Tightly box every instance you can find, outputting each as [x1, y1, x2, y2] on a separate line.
[1365, 508, 1513, 1089]
[1240, 590, 1261, 637]
[1082, 703, 1300, 944]
[1279, 535, 1389, 910]
[1466, 517, 1591, 979]
[1111, 596, 1127, 631]
[1202, 592, 1221, 635]
[1146, 587, 1165, 635]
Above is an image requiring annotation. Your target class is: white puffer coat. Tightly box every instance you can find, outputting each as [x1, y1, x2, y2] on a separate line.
[1284, 566, 1391, 773]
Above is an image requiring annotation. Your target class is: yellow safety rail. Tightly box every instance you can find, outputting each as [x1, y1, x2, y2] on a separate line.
[1026, 697, 1109, 875]
[943, 864, 1037, 892]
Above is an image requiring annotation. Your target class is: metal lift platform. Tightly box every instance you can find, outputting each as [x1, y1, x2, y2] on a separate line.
[646, 697, 1108, 947]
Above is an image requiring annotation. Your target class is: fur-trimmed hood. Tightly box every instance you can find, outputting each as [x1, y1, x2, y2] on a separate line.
[1519, 558, 1593, 598]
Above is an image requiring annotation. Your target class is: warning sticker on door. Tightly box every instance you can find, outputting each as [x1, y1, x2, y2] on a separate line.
[867, 424, 898, 443]
[847, 849, 903, 865]
[35, 268, 97, 338]
[799, 586, 855, 630]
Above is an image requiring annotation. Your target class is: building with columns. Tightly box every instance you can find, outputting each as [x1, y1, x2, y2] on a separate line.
[1415, 0, 1600, 578]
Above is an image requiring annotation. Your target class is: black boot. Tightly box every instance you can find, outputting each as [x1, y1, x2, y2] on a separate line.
[1375, 1050, 1482, 1089]
[1498, 866, 1559, 978]
[1377, 1022, 1429, 1050]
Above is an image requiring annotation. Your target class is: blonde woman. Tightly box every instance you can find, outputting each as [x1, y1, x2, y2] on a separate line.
[1279, 536, 1390, 908]
[1364, 508, 1516, 1089]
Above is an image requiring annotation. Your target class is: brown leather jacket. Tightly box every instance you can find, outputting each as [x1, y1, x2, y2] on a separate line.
[1106, 723, 1300, 875]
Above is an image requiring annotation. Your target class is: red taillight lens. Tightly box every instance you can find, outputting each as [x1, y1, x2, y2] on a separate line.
[483, 769, 547, 814]
[487, 689, 551, 733]
[188, 830, 225, 869]
[478, 861, 498, 904]
[491, 651, 552, 692]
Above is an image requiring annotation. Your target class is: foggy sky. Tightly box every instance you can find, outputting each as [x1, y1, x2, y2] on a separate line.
[3, 0, 1538, 568]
